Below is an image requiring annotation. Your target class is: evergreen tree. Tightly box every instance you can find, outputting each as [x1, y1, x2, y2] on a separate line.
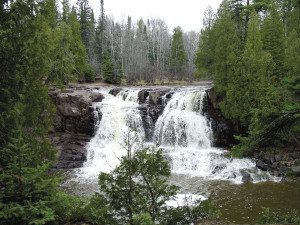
[195, 7, 216, 79]
[169, 26, 187, 79]
[99, 148, 178, 224]
[102, 51, 121, 84]
[220, 11, 274, 125]
[261, 7, 286, 79]
[77, 0, 96, 63]
[212, 4, 240, 94]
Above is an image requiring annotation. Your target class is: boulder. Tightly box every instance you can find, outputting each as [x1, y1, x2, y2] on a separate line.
[256, 159, 269, 171]
[138, 89, 152, 104]
[240, 170, 253, 182]
[109, 87, 123, 96]
[149, 89, 170, 105]
[90, 92, 104, 102]
[291, 166, 300, 174]
[50, 90, 96, 136]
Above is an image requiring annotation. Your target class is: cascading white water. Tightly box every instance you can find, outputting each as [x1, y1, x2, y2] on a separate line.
[154, 89, 277, 183]
[75, 86, 278, 184]
[78, 89, 145, 179]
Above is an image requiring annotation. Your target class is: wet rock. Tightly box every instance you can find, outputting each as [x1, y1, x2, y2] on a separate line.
[90, 92, 104, 102]
[256, 160, 268, 170]
[149, 105, 164, 123]
[240, 170, 253, 182]
[212, 164, 226, 174]
[228, 173, 237, 179]
[275, 154, 282, 162]
[138, 106, 154, 141]
[149, 89, 170, 105]
[109, 87, 123, 96]
[51, 132, 90, 169]
[256, 160, 269, 171]
[202, 88, 235, 147]
[50, 90, 96, 136]
[291, 166, 300, 174]
[138, 89, 152, 104]
[273, 170, 281, 177]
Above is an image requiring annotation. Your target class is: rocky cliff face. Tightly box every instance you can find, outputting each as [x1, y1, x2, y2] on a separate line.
[202, 88, 235, 148]
[49, 88, 103, 169]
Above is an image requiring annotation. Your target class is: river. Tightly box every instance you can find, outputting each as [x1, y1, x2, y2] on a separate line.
[61, 85, 300, 224]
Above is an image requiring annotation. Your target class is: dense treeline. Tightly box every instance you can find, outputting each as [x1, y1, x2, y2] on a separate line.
[195, 0, 300, 156]
[77, 0, 198, 83]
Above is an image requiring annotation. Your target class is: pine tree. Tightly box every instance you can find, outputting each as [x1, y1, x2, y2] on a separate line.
[195, 7, 216, 79]
[261, 7, 286, 79]
[102, 51, 121, 84]
[212, 4, 240, 94]
[169, 26, 187, 79]
[220, 11, 274, 125]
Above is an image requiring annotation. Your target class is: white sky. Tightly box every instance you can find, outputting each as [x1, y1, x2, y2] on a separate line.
[86, 0, 223, 32]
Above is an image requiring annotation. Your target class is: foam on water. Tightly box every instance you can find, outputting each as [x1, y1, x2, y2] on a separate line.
[76, 89, 144, 179]
[73, 87, 279, 184]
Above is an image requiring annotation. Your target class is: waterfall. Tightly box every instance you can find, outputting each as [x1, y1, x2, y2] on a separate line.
[154, 89, 276, 183]
[79, 89, 145, 178]
[75, 87, 278, 184]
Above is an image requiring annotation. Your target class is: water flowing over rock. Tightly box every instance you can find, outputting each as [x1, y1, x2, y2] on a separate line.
[71, 86, 278, 184]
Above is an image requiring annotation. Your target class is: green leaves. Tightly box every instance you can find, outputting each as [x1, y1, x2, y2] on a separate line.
[99, 148, 179, 224]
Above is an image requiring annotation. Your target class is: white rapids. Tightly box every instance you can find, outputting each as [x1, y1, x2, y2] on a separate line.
[77, 89, 145, 179]
[74, 87, 279, 184]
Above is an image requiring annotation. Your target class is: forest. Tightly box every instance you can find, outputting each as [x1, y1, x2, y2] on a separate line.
[0, 0, 299, 224]
[195, 0, 299, 157]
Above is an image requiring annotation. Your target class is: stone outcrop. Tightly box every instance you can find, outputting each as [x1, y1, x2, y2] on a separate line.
[50, 88, 103, 169]
[137, 88, 174, 141]
[50, 89, 101, 136]
[202, 88, 235, 147]
[50, 132, 90, 169]
[109, 87, 123, 96]
[253, 148, 300, 177]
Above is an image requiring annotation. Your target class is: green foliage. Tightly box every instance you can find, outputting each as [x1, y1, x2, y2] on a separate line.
[261, 7, 286, 78]
[102, 51, 122, 84]
[162, 200, 219, 225]
[0, 126, 58, 225]
[99, 148, 179, 224]
[84, 64, 96, 82]
[220, 11, 274, 125]
[170, 26, 187, 78]
[259, 208, 300, 224]
[133, 213, 155, 225]
[195, 1, 300, 155]
[79, 194, 117, 225]
[195, 28, 215, 79]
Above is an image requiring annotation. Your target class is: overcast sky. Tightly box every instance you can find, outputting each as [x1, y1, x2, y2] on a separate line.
[85, 0, 223, 32]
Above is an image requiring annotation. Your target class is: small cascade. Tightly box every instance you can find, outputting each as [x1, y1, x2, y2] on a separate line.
[78, 89, 145, 179]
[154, 90, 277, 183]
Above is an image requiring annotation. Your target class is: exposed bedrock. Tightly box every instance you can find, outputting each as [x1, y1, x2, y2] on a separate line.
[202, 88, 235, 148]
[137, 88, 173, 141]
[49, 88, 103, 169]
